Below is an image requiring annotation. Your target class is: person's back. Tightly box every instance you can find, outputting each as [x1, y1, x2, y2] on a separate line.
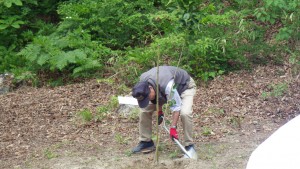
[140, 66, 190, 95]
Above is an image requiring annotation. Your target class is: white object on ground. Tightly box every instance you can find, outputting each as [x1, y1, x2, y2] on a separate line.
[246, 115, 300, 169]
[117, 96, 138, 105]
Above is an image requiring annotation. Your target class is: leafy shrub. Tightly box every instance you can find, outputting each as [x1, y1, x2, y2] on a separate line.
[0, 0, 62, 74]
[1, 0, 299, 85]
[18, 32, 111, 78]
[120, 2, 250, 82]
[57, 0, 159, 49]
[0, 45, 26, 73]
[254, 0, 299, 43]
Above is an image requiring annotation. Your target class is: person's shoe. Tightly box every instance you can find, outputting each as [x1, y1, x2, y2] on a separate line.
[132, 140, 155, 154]
[183, 144, 198, 159]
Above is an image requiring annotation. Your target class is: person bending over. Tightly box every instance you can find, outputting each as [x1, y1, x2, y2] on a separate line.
[131, 66, 197, 157]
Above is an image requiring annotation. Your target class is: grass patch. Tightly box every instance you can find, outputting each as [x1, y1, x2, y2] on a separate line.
[124, 149, 133, 157]
[261, 82, 288, 100]
[79, 109, 93, 122]
[44, 148, 58, 159]
[169, 150, 180, 159]
[202, 126, 213, 136]
[199, 143, 227, 161]
[115, 133, 129, 145]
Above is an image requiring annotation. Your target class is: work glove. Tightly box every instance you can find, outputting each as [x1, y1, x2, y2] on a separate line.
[158, 111, 164, 125]
[170, 127, 178, 140]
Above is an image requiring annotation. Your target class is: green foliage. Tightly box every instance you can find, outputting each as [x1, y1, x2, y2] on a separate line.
[108, 96, 119, 110]
[288, 49, 300, 76]
[96, 96, 119, 121]
[1, 0, 299, 85]
[44, 148, 58, 159]
[96, 106, 108, 122]
[188, 37, 227, 81]
[124, 149, 133, 157]
[114, 133, 129, 145]
[79, 109, 93, 122]
[0, 15, 24, 29]
[1, 0, 23, 8]
[262, 82, 289, 99]
[228, 116, 242, 128]
[125, 33, 186, 66]
[18, 33, 107, 77]
[0, 0, 62, 74]
[12, 70, 38, 87]
[202, 126, 213, 136]
[169, 150, 179, 159]
[254, 0, 300, 42]
[0, 45, 26, 73]
[57, 0, 159, 49]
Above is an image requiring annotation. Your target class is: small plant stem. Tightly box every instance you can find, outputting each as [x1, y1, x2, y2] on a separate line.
[155, 47, 160, 164]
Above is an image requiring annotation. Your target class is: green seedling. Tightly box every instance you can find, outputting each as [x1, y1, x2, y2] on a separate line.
[115, 133, 129, 145]
[202, 126, 213, 136]
[261, 82, 288, 99]
[157, 143, 166, 152]
[169, 150, 180, 159]
[96, 106, 108, 121]
[44, 148, 58, 159]
[128, 108, 139, 121]
[125, 149, 133, 157]
[79, 109, 93, 122]
[108, 96, 118, 110]
[229, 116, 242, 128]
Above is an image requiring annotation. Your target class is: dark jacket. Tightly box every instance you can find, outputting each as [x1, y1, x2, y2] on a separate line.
[140, 66, 190, 105]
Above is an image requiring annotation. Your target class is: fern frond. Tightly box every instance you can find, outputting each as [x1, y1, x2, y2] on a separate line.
[18, 44, 41, 62]
[73, 60, 102, 75]
[37, 54, 50, 66]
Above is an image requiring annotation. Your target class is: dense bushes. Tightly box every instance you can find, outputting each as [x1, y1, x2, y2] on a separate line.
[0, 0, 299, 86]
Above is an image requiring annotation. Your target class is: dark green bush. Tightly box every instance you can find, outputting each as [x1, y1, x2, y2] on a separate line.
[0, 0, 299, 85]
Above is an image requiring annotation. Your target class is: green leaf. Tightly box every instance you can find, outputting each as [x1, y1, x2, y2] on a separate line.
[276, 27, 292, 41]
[11, 20, 25, 28]
[183, 13, 190, 21]
[37, 54, 50, 66]
[13, 0, 22, 6]
[54, 53, 71, 70]
[3, 0, 23, 7]
[3, 1, 13, 8]
[19, 44, 41, 62]
[11, 23, 20, 28]
[0, 24, 9, 30]
[73, 60, 101, 74]
[208, 71, 216, 78]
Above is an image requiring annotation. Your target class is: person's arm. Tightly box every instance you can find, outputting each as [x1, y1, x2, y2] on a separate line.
[159, 105, 163, 111]
[171, 111, 180, 127]
[165, 80, 182, 113]
[170, 111, 180, 140]
[165, 80, 181, 140]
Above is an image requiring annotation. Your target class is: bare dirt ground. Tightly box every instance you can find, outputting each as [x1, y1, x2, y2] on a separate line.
[0, 65, 299, 169]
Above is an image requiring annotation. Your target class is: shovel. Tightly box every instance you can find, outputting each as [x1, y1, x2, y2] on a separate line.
[161, 117, 193, 159]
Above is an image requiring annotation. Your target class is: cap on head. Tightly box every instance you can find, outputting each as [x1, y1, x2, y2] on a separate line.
[132, 81, 150, 108]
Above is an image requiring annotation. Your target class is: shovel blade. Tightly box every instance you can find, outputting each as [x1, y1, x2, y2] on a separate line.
[183, 147, 198, 160]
